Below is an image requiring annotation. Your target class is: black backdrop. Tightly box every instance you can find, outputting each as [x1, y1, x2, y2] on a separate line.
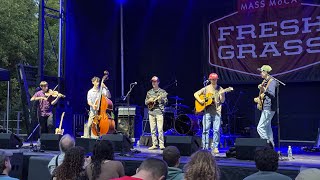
[65, 0, 320, 142]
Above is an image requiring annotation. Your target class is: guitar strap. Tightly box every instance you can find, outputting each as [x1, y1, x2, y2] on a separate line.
[264, 78, 273, 93]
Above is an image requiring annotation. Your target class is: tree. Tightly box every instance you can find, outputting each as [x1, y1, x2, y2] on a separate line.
[0, 0, 59, 133]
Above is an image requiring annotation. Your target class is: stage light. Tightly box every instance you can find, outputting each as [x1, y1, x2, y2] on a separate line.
[116, 0, 127, 4]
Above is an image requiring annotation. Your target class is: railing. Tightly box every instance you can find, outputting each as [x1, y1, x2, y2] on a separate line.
[73, 113, 87, 137]
[0, 111, 25, 136]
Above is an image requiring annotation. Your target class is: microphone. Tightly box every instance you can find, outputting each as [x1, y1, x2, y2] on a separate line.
[203, 79, 209, 84]
[175, 80, 178, 86]
[130, 82, 137, 85]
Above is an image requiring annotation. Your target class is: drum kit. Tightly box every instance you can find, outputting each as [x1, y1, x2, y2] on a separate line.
[163, 96, 202, 136]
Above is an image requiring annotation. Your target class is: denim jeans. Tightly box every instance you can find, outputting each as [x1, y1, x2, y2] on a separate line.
[257, 110, 275, 146]
[202, 113, 221, 149]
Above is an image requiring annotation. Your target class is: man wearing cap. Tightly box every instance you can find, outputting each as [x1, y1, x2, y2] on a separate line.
[0, 150, 18, 180]
[194, 73, 225, 154]
[31, 81, 63, 134]
[145, 76, 168, 150]
[256, 65, 277, 147]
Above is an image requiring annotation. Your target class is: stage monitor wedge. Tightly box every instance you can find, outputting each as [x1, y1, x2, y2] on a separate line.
[235, 138, 269, 160]
[165, 136, 201, 156]
[0, 133, 22, 149]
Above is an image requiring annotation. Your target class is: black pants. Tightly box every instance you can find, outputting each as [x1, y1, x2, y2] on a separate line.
[39, 114, 54, 134]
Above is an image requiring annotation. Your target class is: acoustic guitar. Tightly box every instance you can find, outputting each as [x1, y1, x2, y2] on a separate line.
[254, 79, 272, 111]
[55, 112, 65, 135]
[195, 87, 233, 113]
[147, 92, 168, 110]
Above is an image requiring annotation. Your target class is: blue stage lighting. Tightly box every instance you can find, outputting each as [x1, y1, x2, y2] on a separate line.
[116, 0, 127, 4]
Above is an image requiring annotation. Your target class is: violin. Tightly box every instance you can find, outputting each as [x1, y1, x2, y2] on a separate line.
[45, 89, 66, 98]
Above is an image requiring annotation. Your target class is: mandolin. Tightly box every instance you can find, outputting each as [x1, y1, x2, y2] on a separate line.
[254, 79, 272, 111]
[147, 92, 168, 110]
[195, 87, 233, 113]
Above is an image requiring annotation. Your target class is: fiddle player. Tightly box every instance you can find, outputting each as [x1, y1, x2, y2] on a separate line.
[82, 76, 111, 139]
[31, 81, 63, 134]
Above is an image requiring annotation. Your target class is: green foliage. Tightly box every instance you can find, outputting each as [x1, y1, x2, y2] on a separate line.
[0, 0, 59, 130]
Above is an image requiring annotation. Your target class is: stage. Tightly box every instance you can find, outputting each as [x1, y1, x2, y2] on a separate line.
[3, 142, 320, 180]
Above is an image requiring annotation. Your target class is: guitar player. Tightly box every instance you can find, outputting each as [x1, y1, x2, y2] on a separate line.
[256, 65, 277, 148]
[194, 73, 225, 154]
[145, 76, 168, 150]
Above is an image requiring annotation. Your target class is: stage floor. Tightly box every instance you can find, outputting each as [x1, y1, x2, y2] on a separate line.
[3, 143, 320, 180]
[117, 145, 320, 169]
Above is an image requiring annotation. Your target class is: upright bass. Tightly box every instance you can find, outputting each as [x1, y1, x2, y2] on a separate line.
[91, 70, 115, 136]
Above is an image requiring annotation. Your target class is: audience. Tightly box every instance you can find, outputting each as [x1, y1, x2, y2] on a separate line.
[52, 146, 88, 180]
[162, 146, 184, 180]
[295, 168, 320, 180]
[243, 147, 291, 180]
[86, 140, 125, 180]
[112, 157, 168, 180]
[48, 134, 76, 175]
[184, 150, 219, 180]
[0, 150, 18, 180]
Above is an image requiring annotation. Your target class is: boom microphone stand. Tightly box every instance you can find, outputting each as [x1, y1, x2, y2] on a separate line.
[269, 75, 286, 159]
[122, 82, 137, 139]
[202, 79, 209, 150]
[121, 82, 139, 156]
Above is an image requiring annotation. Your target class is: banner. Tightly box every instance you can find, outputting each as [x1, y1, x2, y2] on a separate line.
[208, 1, 320, 82]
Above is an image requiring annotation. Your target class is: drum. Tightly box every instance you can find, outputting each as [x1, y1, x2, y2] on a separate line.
[174, 114, 200, 135]
[164, 111, 174, 132]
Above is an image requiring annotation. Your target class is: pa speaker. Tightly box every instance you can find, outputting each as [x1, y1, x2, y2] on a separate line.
[235, 138, 269, 160]
[165, 136, 201, 156]
[9, 153, 23, 179]
[75, 137, 98, 154]
[40, 134, 62, 151]
[101, 134, 132, 153]
[0, 133, 22, 149]
[28, 156, 52, 180]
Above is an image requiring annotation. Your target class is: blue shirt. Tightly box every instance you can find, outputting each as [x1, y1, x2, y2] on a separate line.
[48, 153, 65, 175]
[0, 175, 19, 180]
[263, 79, 277, 111]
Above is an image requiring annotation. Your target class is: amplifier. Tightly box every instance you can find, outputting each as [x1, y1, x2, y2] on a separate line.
[117, 106, 137, 116]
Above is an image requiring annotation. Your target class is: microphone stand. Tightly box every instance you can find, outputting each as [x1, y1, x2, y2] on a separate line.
[121, 83, 138, 156]
[202, 80, 209, 150]
[269, 75, 286, 160]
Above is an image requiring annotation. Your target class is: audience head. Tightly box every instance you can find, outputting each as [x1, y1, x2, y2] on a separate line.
[91, 140, 115, 180]
[163, 146, 180, 167]
[0, 150, 13, 175]
[59, 134, 75, 153]
[53, 146, 85, 180]
[295, 168, 320, 180]
[136, 157, 168, 180]
[184, 150, 219, 180]
[254, 147, 278, 172]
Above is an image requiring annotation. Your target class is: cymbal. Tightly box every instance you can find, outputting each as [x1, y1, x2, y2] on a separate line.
[171, 103, 189, 109]
[169, 96, 184, 101]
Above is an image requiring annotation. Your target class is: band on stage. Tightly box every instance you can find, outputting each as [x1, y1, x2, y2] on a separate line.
[31, 65, 278, 152]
